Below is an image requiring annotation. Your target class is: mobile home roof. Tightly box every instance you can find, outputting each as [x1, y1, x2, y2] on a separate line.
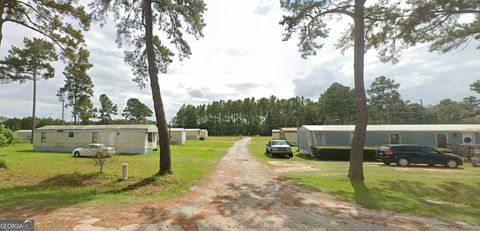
[37, 125, 158, 132]
[301, 124, 480, 132]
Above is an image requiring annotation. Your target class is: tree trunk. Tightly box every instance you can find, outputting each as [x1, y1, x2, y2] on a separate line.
[348, 0, 367, 182]
[143, 0, 172, 175]
[31, 71, 37, 144]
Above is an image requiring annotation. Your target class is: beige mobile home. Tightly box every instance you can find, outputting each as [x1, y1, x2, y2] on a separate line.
[185, 129, 201, 140]
[169, 128, 186, 144]
[280, 127, 298, 146]
[33, 125, 158, 154]
[272, 129, 280, 139]
[200, 129, 208, 139]
[15, 129, 32, 141]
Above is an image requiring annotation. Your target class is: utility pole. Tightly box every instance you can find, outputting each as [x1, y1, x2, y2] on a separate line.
[420, 99, 426, 124]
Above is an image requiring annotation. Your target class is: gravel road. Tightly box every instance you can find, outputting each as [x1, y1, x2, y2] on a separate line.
[61, 137, 479, 230]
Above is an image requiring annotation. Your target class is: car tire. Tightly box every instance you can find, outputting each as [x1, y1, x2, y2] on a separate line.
[383, 162, 391, 165]
[428, 164, 435, 167]
[397, 158, 410, 167]
[445, 159, 458, 168]
[74, 152, 80, 157]
[289, 153, 293, 158]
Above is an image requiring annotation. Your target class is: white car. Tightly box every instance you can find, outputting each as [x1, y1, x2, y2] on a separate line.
[72, 144, 116, 157]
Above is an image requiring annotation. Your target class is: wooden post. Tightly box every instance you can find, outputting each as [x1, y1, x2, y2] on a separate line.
[122, 163, 128, 180]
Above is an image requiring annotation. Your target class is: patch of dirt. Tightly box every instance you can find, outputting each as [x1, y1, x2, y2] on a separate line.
[267, 161, 319, 172]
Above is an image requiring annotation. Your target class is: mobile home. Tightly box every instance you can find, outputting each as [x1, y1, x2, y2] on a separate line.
[15, 129, 32, 141]
[279, 127, 298, 146]
[33, 125, 158, 154]
[169, 128, 186, 144]
[272, 129, 280, 139]
[185, 128, 201, 140]
[298, 124, 480, 155]
[200, 129, 208, 139]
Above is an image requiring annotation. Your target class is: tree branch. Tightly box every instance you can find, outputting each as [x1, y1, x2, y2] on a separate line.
[4, 19, 66, 51]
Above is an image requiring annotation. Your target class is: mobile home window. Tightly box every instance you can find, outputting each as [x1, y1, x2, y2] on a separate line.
[68, 132, 74, 138]
[41, 132, 46, 142]
[390, 133, 400, 144]
[148, 132, 154, 142]
[92, 132, 99, 143]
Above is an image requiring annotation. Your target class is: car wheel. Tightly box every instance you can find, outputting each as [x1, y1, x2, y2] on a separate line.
[289, 153, 293, 158]
[397, 158, 410, 167]
[74, 152, 80, 157]
[445, 159, 458, 168]
[428, 164, 435, 167]
[383, 162, 391, 165]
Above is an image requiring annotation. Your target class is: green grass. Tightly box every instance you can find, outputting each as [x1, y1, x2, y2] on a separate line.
[249, 136, 480, 224]
[0, 136, 240, 215]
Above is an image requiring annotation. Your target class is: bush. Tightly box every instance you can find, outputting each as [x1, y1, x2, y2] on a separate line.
[0, 125, 19, 148]
[311, 146, 377, 161]
[0, 159, 7, 169]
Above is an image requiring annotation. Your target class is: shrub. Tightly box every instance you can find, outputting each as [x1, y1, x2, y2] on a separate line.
[311, 146, 377, 161]
[0, 125, 19, 148]
[0, 159, 7, 169]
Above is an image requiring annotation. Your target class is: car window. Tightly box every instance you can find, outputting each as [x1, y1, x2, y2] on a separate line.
[91, 145, 99, 149]
[271, 140, 288, 145]
[420, 147, 438, 154]
[83, 145, 91, 149]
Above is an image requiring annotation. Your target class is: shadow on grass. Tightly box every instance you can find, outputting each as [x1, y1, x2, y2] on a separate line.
[0, 172, 99, 217]
[334, 179, 480, 224]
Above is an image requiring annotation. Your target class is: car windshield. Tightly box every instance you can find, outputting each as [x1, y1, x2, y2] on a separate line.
[271, 140, 288, 145]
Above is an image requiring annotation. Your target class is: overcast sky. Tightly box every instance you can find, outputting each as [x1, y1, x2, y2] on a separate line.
[1, 0, 479, 122]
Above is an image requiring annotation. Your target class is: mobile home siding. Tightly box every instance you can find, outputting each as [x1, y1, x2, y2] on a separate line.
[33, 125, 157, 154]
[298, 125, 480, 155]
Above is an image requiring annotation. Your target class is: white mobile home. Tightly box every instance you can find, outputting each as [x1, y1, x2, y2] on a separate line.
[280, 127, 298, 146]
[33, 125, 158, 154]
[185, 129, 201, 140]
[15, 129, 32, 141]
[200, 129, 208, 139]
[298, 124, 480, 155]
[169, 128, 186, 144]
[272, 129, 280, 139]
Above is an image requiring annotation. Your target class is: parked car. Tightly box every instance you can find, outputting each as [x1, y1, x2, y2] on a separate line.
[375, 144, 463, 168]
[72, 144, 116, 157]
[266, 140, 293, 158]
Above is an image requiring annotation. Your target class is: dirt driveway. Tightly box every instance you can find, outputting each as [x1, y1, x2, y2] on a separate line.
[37, 138, 479, 230]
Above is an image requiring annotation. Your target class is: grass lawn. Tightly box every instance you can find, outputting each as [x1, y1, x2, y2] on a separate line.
[249, 136, 480, 224]
[0, 136, 239, 215]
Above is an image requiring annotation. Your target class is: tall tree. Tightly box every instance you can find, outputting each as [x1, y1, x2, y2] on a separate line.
[0, 0, 89, 53]
[99, 94, 118, 124]
[77, 95, 97, 125]
[367, 76, 405, 124]
[0, 37, 58, 142]
[319, 83, 356, 124]
[90, 0, 206, 175]
[281, 0, 369, 181]
[57, 48, 94, 124]
[122, 98, 153, 122]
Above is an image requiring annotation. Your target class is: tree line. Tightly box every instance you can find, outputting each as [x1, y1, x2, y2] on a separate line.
[172, 77, 480, 136]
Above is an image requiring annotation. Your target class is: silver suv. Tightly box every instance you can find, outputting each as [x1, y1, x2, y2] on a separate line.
[266, 140, 293, 158]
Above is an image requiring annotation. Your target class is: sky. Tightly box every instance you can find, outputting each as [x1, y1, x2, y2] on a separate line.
[1, 0, 479, 122]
